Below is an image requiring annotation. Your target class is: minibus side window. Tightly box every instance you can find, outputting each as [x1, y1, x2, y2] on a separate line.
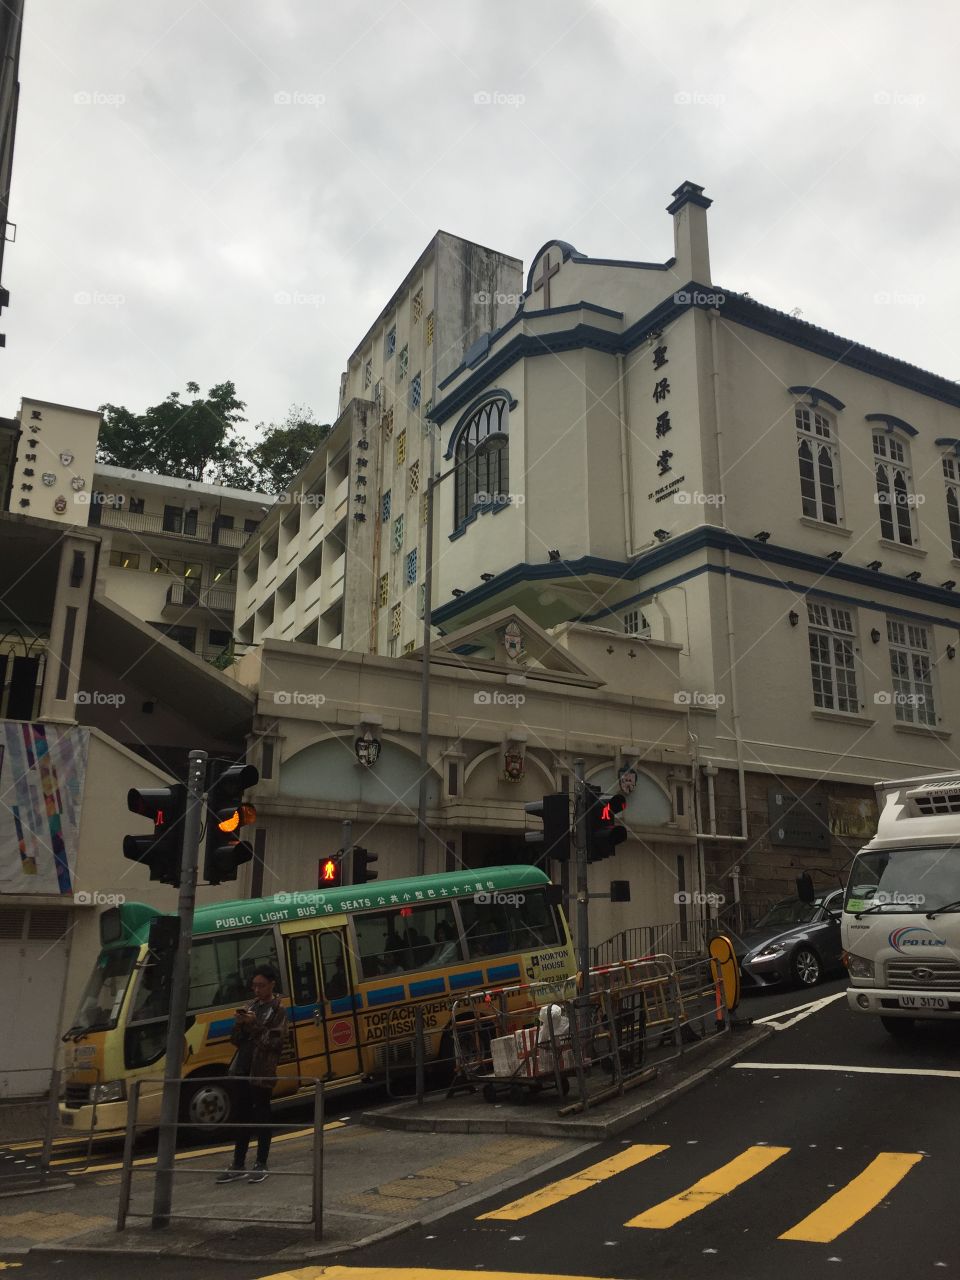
[187, 930, 280, 1010]
[354, 904, 460, 976]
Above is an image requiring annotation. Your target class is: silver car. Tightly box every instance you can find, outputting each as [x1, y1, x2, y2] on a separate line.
[734, 890, 845, 989]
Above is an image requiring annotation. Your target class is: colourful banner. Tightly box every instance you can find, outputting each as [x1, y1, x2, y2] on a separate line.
[0, 722, 88, 895]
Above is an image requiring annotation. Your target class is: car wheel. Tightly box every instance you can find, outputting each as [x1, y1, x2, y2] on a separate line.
[881, 1016, 916, 1039]
[791, 946, 821, 988]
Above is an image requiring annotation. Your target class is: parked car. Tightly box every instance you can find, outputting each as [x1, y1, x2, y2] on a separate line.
[734, 890, 845, 989]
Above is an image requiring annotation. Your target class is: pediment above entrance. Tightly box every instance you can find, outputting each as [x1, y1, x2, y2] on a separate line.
[428, 606, 603, 687]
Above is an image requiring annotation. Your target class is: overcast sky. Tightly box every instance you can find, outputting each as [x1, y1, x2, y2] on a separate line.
[4, 1, 958, 439]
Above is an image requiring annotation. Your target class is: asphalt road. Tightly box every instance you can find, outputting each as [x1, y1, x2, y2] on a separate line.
[10, 976, 960, 1280]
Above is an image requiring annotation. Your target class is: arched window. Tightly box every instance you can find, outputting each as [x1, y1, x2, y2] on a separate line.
[453, 397, 510, 528]
[873, 431, 915, 546]
[943, 455, 960, 558]
[795, 405, 840, 524]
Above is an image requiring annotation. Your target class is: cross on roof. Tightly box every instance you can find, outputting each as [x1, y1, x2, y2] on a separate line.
[532, 251, 560, 309]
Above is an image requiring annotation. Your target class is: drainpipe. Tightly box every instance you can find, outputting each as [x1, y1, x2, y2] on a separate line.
[617, 352, 635, 558]
[709, 308, 749, 851]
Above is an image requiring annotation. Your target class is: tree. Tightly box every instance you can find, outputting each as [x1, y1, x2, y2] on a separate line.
[98, 381, 253, 485]
[246, 405, 331, 495]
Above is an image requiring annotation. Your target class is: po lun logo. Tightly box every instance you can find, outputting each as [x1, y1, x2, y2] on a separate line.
[888, 926, 947, 953]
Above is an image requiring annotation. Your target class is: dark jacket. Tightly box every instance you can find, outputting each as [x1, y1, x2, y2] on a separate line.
[230, 996, 288, 1087]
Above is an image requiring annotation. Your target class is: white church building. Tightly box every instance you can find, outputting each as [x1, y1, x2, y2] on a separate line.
[233, 182, 960, 929]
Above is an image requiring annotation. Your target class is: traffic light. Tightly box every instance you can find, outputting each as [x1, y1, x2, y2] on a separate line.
[203, 763, 259, 885]
[123, 785, 187, 886]
[524, 793, 571, 863]
[318, 854, 343, 888]
[585, 785, 628, 862]
[351, 846, 378, 885]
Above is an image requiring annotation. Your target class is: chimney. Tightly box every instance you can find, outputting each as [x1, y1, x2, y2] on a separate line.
[667, 181, 712, 285]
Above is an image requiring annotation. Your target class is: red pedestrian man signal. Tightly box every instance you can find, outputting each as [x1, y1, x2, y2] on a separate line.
[319, 856, 342, 888]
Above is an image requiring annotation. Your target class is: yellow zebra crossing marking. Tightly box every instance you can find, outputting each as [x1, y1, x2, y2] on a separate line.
[476, 1142, 926, 1243]
[477, 1144, 669, 1221]
[779, 1152, 924, 1242]
[625, 1145, 790, 1229]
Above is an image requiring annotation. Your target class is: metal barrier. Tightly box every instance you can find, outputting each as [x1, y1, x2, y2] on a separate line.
[115, 1074, 325, 1241]
[0, 1065, 114, 1185]
[446, 954, 731, 1113]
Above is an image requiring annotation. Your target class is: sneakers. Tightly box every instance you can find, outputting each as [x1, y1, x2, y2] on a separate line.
[247, 1163, 268, 1184]
[215, 1166, 246, 1183]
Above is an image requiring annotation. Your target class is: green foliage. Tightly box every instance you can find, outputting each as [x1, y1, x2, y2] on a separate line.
[98, 382, 252, 485]
[95, 386, 330, 495]
[247, 405, 332, 495]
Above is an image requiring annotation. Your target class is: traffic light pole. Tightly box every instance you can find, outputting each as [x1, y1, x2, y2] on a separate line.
[574, 757, 590, 1005]
[342, 818, 353, 885]
[152, 748, 207, 1229]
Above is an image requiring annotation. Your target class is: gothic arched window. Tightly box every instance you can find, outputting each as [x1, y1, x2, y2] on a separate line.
[453, 397, 510, 529]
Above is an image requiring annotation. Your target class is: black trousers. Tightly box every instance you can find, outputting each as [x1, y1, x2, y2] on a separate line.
[232, 1081, 274, 1166]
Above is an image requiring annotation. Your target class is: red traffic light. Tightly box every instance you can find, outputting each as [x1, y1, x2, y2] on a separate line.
[318, 856, 342, 888]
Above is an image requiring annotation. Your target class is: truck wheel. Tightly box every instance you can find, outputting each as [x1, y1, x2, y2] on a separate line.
[881, 1016, 916, 1038]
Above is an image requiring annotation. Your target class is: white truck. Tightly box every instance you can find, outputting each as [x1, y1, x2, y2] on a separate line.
[843, 771, 960, 1037]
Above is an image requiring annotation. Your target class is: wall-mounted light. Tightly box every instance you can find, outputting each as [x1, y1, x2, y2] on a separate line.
[943, 580, 956, 591]
[827, 550, 843, 562]
[754, 531, 771, 543]
[867, 560, 883, 571]
[548, 549, 561, 562]
[653, 529, 671, 543]
[789, 610, 799, 627]
[948, 645, 957, 661]
[452, 588, 464, 597]
[870, 628, 881, 644]
[906, 571, 922, 582]
[480, 572, 495, 582]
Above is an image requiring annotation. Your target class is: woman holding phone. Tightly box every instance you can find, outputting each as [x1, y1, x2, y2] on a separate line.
[215, 965, 288, 1184]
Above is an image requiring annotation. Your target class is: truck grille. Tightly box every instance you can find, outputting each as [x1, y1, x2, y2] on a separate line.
[885, 958, 960, 989]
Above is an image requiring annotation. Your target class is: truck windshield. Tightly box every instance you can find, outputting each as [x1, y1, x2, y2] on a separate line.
[845, 845, 960, 914]
[65, 947, 138, 1034]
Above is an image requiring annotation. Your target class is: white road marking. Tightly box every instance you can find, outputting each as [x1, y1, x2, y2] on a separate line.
[735, 1061, 960, 1079]
[753, 991, 846, 1030]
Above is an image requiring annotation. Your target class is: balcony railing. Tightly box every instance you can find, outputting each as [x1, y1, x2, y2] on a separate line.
[99, 507, 251, 548]
[163, 581, 236, 616]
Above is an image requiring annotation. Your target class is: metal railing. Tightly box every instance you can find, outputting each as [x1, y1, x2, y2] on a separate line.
[99, 508, 252, 549]
[0, 1066, 111, 1186]
[164, 580, 237, 613]
[116, 1073, 325, 1241]
[591, 918, 715, 966]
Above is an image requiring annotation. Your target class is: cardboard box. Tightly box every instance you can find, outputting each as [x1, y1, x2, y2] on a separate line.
[491, 1034, 520, 1076]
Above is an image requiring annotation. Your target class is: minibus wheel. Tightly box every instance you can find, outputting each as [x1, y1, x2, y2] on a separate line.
[179, 1073, 235, 1131]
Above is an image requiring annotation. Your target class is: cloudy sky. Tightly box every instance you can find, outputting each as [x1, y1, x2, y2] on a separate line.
[4, 1, 958, 438]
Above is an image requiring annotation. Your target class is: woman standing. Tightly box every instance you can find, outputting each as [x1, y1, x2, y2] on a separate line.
[215, 965, 288, 1184]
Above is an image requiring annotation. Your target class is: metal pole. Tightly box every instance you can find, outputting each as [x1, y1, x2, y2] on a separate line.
[117, 1080, 141, 1232]
[414, 1005, 425, 1105]
[40, 1067, 60, 1182]
[574, 758, 590, 1005]
[415, 424, 437, 878]
[151, 748, 207, 1229]
[312, 1081, 325, 1242]
[342, 818, 353, 885]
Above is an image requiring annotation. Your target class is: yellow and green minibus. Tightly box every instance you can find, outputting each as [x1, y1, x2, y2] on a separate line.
[59, 864, 575, 1133]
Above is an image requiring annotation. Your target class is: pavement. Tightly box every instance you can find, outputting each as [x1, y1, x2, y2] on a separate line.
[0, 1016, 769, 1266]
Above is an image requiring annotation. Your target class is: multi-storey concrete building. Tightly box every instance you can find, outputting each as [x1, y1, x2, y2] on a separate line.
[91, 465, 271, 661]
[2, 396, 274, 663]
[236, 231, 523, 655]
